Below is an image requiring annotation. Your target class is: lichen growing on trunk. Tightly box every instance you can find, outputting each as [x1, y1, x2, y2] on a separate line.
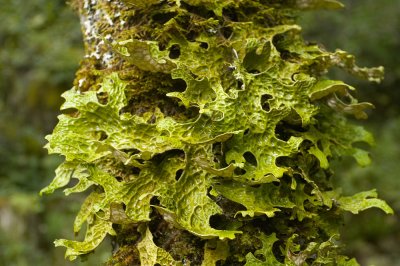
[42, 0, 392, 265]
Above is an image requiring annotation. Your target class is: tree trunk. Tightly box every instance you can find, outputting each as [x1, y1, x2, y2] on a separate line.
[41, 0, 392, 265]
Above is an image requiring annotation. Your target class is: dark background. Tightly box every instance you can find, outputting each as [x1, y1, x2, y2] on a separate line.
[0, 0, 398, 265]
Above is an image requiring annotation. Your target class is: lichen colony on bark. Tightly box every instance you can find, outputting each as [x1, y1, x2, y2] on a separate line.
[41, 0, 392, 265]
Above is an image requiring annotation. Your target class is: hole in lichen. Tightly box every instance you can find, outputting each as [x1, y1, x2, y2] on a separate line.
[234, 167, 246, 175]
[152, 12, 177, 24]
[275, 121, 291, 141]
[248, 69, 260, 74]
[212, 142, 226, 166]
[209, 214, 231, 230]
[115, 176, 123, 182]
[206, 186, 214, 197]
[136, 158, 145, 165]
[244, 128, 250, 135]
[169, 44, 181, 59]
[158, 42, 167, 51]
[96, 130, 108, 141]
[147, 113, 157, 124]
[275, 112, 305, 141]
[186, 105, 200, 119]
[65, 177, 79, 190]
[96, 91, 109, 105]
[186, 30, 198, 42]
[272, 34, 301, 63]
[119, 105, 130, 116]
[175, 169, 184, 181]
[220, 26, 233, 39]
[171, 78, 187, 92]
[199, 42, 209, 49]
[190, 72, 199, 79]
[275, 156, 291, 167]
[61, 108, 80, 117]
[128, 103, 152, 116]
[272, 34, 285, 51]
[243, 151, 257, 167]
[280, 50, 300, 61]
[150, 196, 160, 206]
[273, 240, 285, 263]
[131, 167, 141, 175]
[211, 192, 244, 216]
[261, 94, 272, 112]
[222, 7, 239, 22]
[237, 79, 244, 90]
[303, 184, 314, 196]
[151, 149, 185, 165]
[123, 148, 140, 155]
[300, 140, 313, 150]
[122, 203, 127, 211]
[181, 2, 215, 19]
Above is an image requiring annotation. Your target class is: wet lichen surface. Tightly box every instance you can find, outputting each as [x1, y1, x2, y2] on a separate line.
[42, 0, 392, 265]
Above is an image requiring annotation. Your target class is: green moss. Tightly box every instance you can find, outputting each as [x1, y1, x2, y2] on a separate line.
[42, 0, 392, 264]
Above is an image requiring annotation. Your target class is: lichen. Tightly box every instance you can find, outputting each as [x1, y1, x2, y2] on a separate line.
[42, 0, 392, 264]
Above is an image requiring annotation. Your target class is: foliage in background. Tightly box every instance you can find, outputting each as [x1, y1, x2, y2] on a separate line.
[300, 1, 400, 265]
[300, 0, 400, 119]
[40, 0, 393, 265]
[0, 0, 108, 265]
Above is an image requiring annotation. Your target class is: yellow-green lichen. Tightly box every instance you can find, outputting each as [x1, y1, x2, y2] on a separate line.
[42, 0, 392, 264]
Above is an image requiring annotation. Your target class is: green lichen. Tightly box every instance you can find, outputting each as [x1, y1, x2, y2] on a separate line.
[42, 0, 392, 264]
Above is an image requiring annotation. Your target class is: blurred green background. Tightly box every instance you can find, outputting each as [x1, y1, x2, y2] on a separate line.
[300, 1, 400, 265]
[0, 0, 109, 265]
[0, 0, 398, 265]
